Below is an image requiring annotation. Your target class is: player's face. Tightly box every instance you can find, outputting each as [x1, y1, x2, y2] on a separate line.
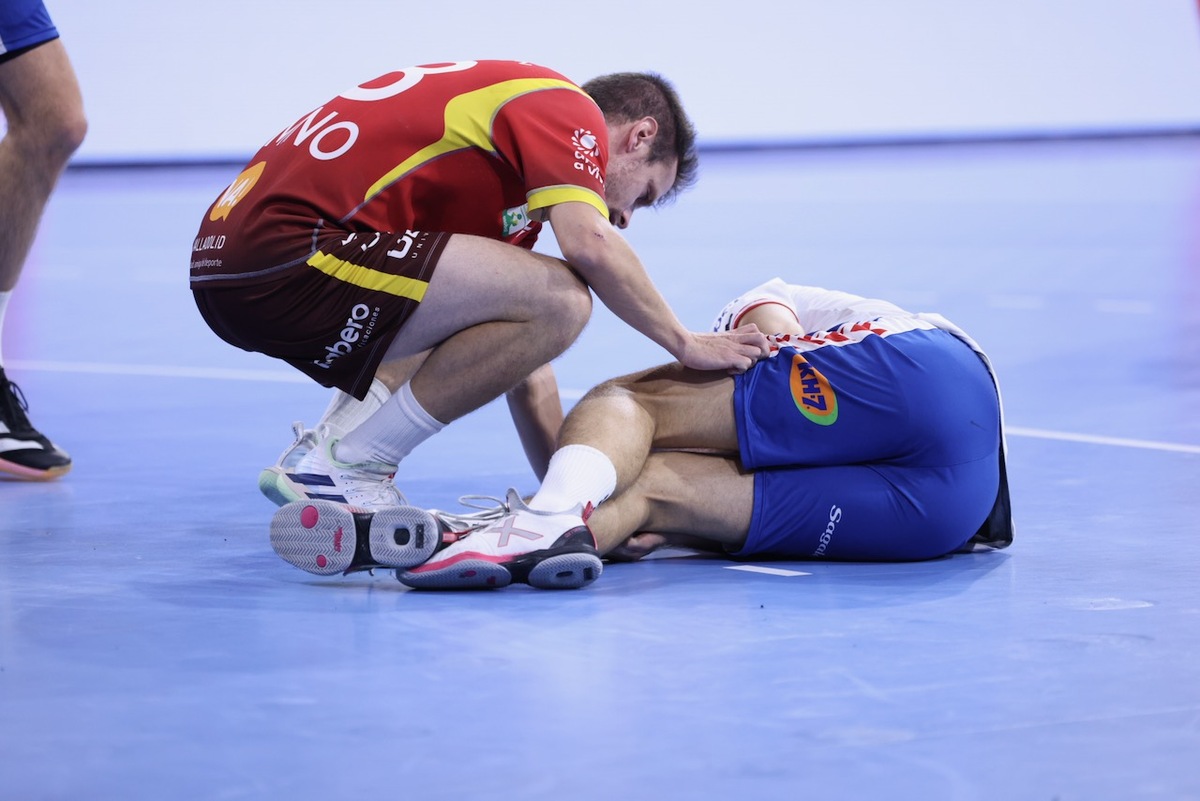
[604, 152, 677, 229]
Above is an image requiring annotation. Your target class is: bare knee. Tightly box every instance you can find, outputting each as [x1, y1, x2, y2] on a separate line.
[573, 369, 670, 423]
[36, 107, 86, 166]
[4, 105, 87, 174]
[48, 107, 88, 161]
[576, 374, 637, 409]
[1, 57, 87, 169]
[535, 265, 592, 351]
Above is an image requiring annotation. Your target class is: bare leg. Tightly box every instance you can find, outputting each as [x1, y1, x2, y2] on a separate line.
[0, 40, 86, 480]
[0, 39, 87, 290]
[557, 362, 741, 492]
[505, 364, 564, 481]
[379, 234, 593, 424]
[587, 451, 754, 554]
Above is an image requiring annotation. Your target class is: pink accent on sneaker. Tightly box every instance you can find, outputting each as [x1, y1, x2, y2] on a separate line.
[316, 554, 328, 569]
[407, 550, 508, 574]
[301, 505, 320, 528]
[333, 527, 344, 552]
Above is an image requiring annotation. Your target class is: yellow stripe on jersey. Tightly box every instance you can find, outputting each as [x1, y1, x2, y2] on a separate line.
[365, 78, 592, 202]
[306, 250, 429, 301]
[527, 185, 608, 218]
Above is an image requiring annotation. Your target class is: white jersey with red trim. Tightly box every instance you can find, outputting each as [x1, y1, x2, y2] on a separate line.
[712, 277, 990, 371]
[714, 276, 1014, 550]
[712, 277, 908, 336]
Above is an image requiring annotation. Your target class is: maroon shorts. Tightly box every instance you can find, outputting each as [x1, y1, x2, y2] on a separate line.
[192, 228, 450, 400]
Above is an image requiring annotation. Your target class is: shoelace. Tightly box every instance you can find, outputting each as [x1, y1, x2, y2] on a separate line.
[288, 421, 310, 447]
[0, 377, 35, 433]
[280, 421, 319, 468]
[428, 493, 515, 534]
[335, 468, 409, 507]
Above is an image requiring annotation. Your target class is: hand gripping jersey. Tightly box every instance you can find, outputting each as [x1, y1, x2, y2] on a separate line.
[190, 60, 611, 288]
[715, 277, 1014, 554]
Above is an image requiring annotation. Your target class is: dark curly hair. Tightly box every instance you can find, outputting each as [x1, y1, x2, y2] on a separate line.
[581, 71, 698, 204]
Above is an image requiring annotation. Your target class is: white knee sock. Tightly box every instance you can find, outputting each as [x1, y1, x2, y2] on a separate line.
[528, 444, 617, 513]
[335, 381, 444, 466]
[318, 378, 390, 437]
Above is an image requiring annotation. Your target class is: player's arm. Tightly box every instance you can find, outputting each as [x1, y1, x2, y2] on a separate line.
[547, 201, 769, 372]
[505, 363, 564, 481]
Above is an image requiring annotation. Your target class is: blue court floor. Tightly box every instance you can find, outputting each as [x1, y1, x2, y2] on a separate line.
[1, 136, 1199, 801]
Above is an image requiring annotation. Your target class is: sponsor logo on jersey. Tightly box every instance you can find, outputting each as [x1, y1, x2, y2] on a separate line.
[192, 234, 225, 253]
[573, 129, 599, 157]
[502, 204, 532, 238]
[789, 352, 838, 425]
[813, 505, 842, 557]
[209, 161, 266, 222]
[311, 303, 379, 371]
[572, 128, 603, 182]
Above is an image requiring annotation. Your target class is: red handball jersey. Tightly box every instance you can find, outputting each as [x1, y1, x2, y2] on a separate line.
[191, 60, 610, 285]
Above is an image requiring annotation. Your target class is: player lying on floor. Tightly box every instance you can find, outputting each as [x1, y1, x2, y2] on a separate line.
[270, 277, 1014, 589]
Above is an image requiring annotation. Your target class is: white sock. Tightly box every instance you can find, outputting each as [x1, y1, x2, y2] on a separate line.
[0, 290, 10, 366]
[318, 378, 390, 437]
[528, 444, 617, 513]
[335, 381, 444, 466]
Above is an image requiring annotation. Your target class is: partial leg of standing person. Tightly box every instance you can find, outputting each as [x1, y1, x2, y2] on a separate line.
[0, 11, 87, 480]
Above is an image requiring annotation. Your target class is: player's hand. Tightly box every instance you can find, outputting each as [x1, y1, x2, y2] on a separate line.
[676, 325, 770, 374]
[607, 533, 670, 562]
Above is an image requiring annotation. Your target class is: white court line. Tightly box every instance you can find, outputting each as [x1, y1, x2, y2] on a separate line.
[725, 565, 812, 577]
[7, 359, 309, 383]
[1006, 426, 1200, 455]
[10, 360, 1200, 455]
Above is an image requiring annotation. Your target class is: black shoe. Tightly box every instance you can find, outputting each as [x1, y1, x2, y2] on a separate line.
[0, 368, 71, 481]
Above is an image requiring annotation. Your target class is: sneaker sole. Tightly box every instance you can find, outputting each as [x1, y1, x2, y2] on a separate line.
[0, 457, 71, 481]
[270, 500, 439, 576]
[526, 552, 603, 589]
[398, 548, 602, 591]
[398, 556, 514, 589]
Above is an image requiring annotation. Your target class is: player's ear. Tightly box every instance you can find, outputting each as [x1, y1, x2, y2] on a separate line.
[626, 117, 659, 152]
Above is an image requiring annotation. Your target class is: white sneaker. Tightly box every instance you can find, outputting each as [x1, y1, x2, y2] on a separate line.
[425, 494, 515, 542]
[258, 421, 319, 506]
[261, 424, 405, 510]
[271, 500, 440, 576]
[398, 489, 602, 590]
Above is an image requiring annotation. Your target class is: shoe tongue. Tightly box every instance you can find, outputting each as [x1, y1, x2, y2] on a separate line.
[0, 381, 34, 432]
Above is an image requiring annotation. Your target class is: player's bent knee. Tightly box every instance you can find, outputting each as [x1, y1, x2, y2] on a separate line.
[9, 109, 87, 169]
[576, 376, 632, 405]
[531, 269, 592, 343]
[54, 111, 88, 157]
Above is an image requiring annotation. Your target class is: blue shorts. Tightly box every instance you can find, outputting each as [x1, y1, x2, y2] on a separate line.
[0, 0, 58, 59]
[732, 325, 1000, 561]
